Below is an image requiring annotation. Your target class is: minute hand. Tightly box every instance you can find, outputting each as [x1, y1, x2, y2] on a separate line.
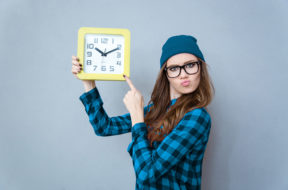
[103, 47, 119, 56]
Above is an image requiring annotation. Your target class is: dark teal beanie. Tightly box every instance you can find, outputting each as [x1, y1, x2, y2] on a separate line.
[160, 35, 205, 69]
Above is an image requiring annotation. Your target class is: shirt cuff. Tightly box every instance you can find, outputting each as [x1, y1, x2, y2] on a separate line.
[127, 123, 148, 157]
[132, 122, 148, 139]
[79, 87, 103, 106]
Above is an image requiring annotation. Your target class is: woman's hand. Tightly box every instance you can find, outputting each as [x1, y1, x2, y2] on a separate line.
[71, 55, 83, 79]
[71, 55, 95, 92]
[123, 75, 144, 127]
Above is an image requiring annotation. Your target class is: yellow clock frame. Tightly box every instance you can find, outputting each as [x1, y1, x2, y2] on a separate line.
[77, 27, 130, 81]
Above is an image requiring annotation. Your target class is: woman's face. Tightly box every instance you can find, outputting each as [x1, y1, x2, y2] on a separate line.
[165, 53, 201, 99]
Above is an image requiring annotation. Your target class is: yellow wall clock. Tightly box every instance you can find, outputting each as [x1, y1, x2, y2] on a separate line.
[77, 27, 130, 80]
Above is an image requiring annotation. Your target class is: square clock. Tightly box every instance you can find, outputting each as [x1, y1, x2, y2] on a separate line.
[77, 27, 130, 80]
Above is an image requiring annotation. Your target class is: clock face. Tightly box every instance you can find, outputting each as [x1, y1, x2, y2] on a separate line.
[84, 34, 125, 74]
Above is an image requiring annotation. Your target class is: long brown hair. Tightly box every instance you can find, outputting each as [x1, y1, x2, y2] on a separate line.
[144, 58, 215, 147]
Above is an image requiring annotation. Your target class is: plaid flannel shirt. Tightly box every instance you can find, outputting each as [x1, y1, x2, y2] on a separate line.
[79, 87, 211, 190]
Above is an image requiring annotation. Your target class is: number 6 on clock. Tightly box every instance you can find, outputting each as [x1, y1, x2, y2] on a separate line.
[77, 27, 131, 80]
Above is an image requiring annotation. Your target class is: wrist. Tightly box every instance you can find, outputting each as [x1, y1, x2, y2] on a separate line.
[131, 111, 144, 126]
[83, 80, 96, 92]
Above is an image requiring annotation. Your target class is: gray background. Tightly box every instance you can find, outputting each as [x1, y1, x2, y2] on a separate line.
[0, 0, 287, 189]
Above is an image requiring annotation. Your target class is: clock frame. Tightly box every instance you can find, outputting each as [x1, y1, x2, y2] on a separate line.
[77, 27, 130, 80]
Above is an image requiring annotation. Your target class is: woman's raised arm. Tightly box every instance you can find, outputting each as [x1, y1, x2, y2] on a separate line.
[79, 87, 151, 136]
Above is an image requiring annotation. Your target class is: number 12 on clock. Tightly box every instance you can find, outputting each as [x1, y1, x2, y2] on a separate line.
[77, 27, 130, 81]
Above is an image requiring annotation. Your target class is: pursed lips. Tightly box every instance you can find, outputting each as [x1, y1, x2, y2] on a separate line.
[181, 80, 190, 86]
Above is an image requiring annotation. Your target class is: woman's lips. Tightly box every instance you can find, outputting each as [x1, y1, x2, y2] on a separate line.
[181, 80, 190, 87]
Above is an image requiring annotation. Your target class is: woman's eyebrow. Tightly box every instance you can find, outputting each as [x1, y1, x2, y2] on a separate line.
[167, 60, 198, 67]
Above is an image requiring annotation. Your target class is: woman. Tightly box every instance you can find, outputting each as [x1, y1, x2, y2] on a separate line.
[71, 35, 215, 190]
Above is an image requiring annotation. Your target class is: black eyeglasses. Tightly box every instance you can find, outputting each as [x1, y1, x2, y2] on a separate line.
[164, 61, 200, 78]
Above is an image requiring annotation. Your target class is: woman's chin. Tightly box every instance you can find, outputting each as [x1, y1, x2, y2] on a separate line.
[178, 87, 196, 94]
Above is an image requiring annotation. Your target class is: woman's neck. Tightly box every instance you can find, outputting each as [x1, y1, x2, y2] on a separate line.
[170, 86, 182, 100]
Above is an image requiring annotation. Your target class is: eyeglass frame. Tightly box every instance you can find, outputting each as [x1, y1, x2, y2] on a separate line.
[164, 61, 201, 78]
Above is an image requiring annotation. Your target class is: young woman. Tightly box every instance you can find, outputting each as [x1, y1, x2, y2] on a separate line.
[71, 35, 215, 190]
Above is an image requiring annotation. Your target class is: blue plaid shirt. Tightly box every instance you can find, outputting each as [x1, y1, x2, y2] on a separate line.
[79, 87, 211, 190]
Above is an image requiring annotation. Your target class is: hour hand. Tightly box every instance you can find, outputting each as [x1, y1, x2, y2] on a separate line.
[95, 47, 105, 56]
[103, 47, 119, 56]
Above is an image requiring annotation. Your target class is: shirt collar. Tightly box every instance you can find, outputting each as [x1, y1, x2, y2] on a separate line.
[170, 98, 178, 106]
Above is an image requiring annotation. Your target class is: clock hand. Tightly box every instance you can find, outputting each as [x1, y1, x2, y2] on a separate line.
[95, 47, 106, 56]
[103, 47, 120, 56]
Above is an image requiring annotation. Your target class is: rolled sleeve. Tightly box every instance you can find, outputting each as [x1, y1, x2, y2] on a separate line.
[79, 87, 103, 107]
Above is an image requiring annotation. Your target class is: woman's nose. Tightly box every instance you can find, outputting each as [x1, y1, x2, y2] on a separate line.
[179, 68, 189, 78]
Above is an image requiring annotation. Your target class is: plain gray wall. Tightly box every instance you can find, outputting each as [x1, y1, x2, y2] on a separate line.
[0, 0, 287, 189]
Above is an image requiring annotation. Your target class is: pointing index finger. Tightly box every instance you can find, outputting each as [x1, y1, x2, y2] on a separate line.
[124, 75, 136, 90]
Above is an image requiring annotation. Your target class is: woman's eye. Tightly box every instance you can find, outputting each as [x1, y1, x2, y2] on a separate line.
[169, 67, 179, 72]
[186, 63, 195, 68]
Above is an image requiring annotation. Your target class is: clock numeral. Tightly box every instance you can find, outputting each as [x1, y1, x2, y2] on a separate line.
[117, 52, 121, 58]
[93, 65, 97, 71]
[87, 43, 94, 49]
[87, 51, 92, 57]
[110, 66, 114, 72]
[117, 44, 122, 50]
[94, 38, 98, 43]
[101, 38, 108, 44]
[101, 66, 106, 71]
[116, 61, 121, 66]
[87, 60, 92, 65]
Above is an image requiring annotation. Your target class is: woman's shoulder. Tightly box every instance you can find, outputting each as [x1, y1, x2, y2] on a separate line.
[190, 107, 210, 114]
[185, 107, 211, 123]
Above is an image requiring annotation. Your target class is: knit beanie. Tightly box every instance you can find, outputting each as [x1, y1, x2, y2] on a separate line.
[160, 35, 205, 69]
